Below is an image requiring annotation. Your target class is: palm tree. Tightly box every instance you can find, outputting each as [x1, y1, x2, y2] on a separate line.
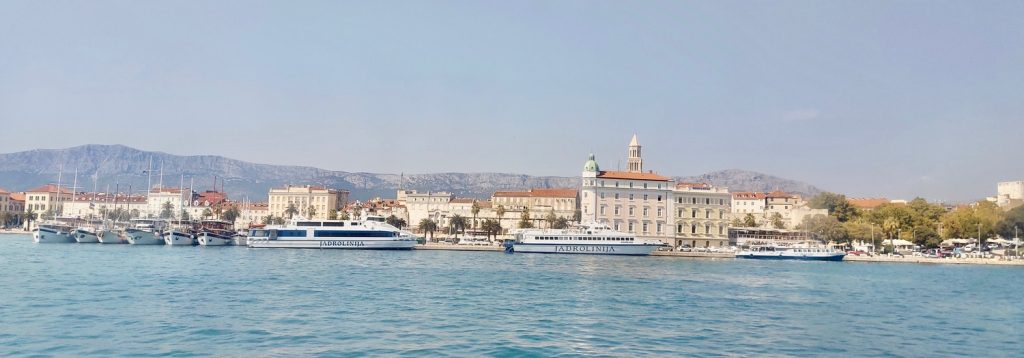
[419, 218, 438, 241]
[307, 205, 317, 218]
[284, 203, 298, 219]
[340, 211, 351, 220]
[160, 201, 174, 219]
[552, 217, 569, 229]
[471, 201, 481, 229]
[518, 209, 533, 229]
[882, 217, 899, 254]
[770, 212, 785, 229]
[24, 208, 36, 230]
[329, 209, 338, 220]
[450, 214, 467, 239]
[223, 206, 241, 223]
[545, 209, 557, 228]
[202, 208, 213, 220]
[742, 213, 758, 227]
[352, 206, 362, 220]
[496, 205, 506, 234]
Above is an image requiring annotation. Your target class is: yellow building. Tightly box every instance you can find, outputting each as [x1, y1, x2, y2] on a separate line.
[24, 184, 73, 216]
[268, 185, 349, 220]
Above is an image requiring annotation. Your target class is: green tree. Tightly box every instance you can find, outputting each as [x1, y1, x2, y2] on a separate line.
[808, 192, 860, 222]
[843, 219, 875, 247]
[329, 209, 338, 220]
[386, 215, 407, 229]
[481, 219, 502, 240]
[730, 217, 743, 227]
[284, 203, 298, 219]
[24, 208, 36, 229]
[496, 205, 506, 233]
[180, 209, 191, 221]
[770, 212, 785, 229]
[996, 205, 1024, 239]
[272, 216, 286, 225]
[798, 214, 848, 243]
[129, 209, 140, 219]
[572, 209, 582, 223]
[940, 201, 1002, 246]
[518, 209, 534, 229]
[471, 201, 481, 229]
[339, 211, 351, 220]
[262, 215, 273, 225]
[552, 217, 569, 229]
[545, 209, 558, 228]
[223, 206, 241, 223]
[0, 212, 10, 228]
[419, 219, 438, 241]
[159, 201, 174, 219]
[202, 208, 213, 220]
[213, 204, 224, 220]
[307, 205, 317, 218]
[449, 214, 468, 239]
[742, 213, 758, 227]
[352, 206, 362, 220]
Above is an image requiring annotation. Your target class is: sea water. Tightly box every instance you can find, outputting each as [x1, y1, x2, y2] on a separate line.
[0, 235, 1020, 357]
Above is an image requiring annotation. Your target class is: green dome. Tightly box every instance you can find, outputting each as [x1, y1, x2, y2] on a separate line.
[583, 153, 600, 172]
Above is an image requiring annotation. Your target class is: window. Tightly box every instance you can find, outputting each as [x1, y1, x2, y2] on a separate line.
[705, 224, 710, 234]
[719, 210, 724, 219]
[657, 208, 662, 217]
[599, 205, 606, 215]
[691, 209, 697, 218]
[677, 224, 682, 233]
[719, 225, 724, 235]
[629, 194, 634, 201]
[615, 193, 620, 200]
[642, 222, 648, 233]
[600, 192, 605, 199]
[614, 206, 620, 215]
[643, 183, 648, 189]
[705, 198, 710, 205]
[628, 222, 634, 232]
[642, 207, 649, 217]
[705, 210, 711, 219]
[691, 198, 697, 204]
[657, 222, 663, 233]
[614, 223, 620, 230]
[691, 224, 697, 234]
[628, 207, 634, 215]
[657, 195, 662, 202]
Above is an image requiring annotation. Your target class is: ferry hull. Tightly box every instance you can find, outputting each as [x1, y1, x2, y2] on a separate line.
[73, 230, 100, 243]
[98, 230, 125, 244]
[248, 238, 417, 250]
[510, 243, 658, 256]
[164, 232, 195, 246]
[33, 229, 76, 243]
[125, 231, 164, 245]
[737, 253, 845, 261]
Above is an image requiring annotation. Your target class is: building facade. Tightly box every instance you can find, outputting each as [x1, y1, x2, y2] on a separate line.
[24, 185, 73, 216]
[671, 183, 732, 248]
[581, 135, 675, 244]
[268, 185, 349, 220]
[996, 181, 1024, 209]
[399, 190, 455, 228]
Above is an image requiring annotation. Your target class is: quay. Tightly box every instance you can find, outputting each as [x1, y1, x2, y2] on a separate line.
[843, 254, 1024, 266]
[415, 243, 503, 252]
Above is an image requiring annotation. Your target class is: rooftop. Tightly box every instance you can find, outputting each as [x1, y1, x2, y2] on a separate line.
[492, 188, 579, 198]
[596, 171, 671, 182]
[26, 184, 73, 195]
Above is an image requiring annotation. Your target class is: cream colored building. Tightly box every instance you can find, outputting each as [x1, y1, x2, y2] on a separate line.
[491, 188, 578, 228]
[268, 185, 349, 220]
[24, 184, 73, 216]
[581, 135, 675, 244]
[399, 190, 454, 228]
[672, 183, 732, 248]
[996, 181, 1024, 209]
[147, 187, 190, 218]
[234, 202, 269, 228]
[730, 190, 826, 229]
[61, 193, 148, 219]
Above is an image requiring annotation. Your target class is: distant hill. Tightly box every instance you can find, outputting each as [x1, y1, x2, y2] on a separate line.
[0, 145, 823, 201]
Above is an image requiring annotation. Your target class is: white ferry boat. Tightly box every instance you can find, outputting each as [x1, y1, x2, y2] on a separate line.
[247, 216, 416, 249]
[33, 223, 76, 243]
[507, 222, 664, 255]
[737, 246, 846, 261]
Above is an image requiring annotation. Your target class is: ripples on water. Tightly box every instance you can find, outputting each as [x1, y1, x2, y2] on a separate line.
[0, 235, 1020, 357]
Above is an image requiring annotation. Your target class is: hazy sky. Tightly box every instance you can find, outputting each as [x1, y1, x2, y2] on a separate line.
[1, 1, 1022, 202]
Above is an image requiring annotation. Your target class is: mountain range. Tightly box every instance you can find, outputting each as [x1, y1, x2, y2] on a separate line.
[0, 145, 823, 201]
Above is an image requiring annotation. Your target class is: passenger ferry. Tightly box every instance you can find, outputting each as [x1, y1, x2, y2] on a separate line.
[247, 216, 416, 249]
[507, 222, 664, 255]
[737, 246, 846, 261]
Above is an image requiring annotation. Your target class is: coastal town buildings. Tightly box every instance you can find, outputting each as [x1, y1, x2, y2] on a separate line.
[398, 190, 454, 227]
[147, 187, 189, 217]
[23, 184, 73, 215]
[491, 188, 578, 226]
[995, 181, 1024, 209]
[233, 202, 269, 228]
[268, 185, 349, 220]
[729, 190, 825, 229]
[672, 183, 732, 248]
[581, 135, 675, 244]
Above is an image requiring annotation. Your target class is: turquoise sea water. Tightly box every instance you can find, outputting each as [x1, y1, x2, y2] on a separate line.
[0, 234, 1020, 357]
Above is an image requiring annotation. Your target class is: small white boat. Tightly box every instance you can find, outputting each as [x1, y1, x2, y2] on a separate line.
[164, 230, 195, 246]
[33, 224, 76, 243]
[123, 219, 165, 245]
[508, 222, 664, 255]
[97, 229, 125, 244]
[73, 227, 100, 243]
[197, 231, 233, 246]
[247, 216, 416, 249]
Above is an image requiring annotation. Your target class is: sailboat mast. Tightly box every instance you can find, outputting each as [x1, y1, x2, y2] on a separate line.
[55, 164, 64, 218]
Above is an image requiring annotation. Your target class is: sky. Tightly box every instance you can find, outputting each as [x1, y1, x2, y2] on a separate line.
[1, 1, 1022, 202]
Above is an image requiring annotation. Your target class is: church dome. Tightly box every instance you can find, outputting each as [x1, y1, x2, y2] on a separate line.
[583, 153, 600, 172]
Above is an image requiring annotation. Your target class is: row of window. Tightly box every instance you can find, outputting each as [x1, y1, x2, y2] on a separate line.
[533, 236, 633, 242]
[599, 192, 663, 202]
[600, 205, 663, 217]
[677, 224, 726, 235]
[676, 197, 727, 206]
[677, 209, 726, 219]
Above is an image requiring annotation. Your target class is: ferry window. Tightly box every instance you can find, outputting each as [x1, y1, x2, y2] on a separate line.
[297, 221, 322, 227]
[323, 222, 345, 227]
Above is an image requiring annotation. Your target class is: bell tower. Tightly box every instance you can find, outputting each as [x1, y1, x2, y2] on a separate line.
[627, 134, 643, 173]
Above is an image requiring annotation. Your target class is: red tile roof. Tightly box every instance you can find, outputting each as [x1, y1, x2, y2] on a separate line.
[450, 198, 477, 204]
[596, 171, 671, 181]
[9, 192, 25, 201]
[732, 192, 767, 200]
[493, 188, 578, 198]
[26, 184, 73, 194]
[766, 190, 793, 199]
[0, 188, 9, 195]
